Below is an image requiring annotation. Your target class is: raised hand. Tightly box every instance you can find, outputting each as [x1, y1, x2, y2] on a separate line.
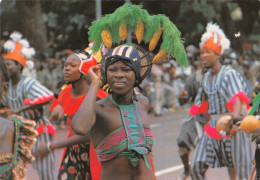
[35, 143, 51, 157]
[252, 128, 260, 142]
[50, 104, 64, 121]
[86, 64, 103, 87]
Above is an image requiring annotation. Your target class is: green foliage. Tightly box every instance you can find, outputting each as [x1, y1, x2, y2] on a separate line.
[0, 0, 16, 15]
[40, 0, 95, 50]
[1, 0, 259, 56]
[42, 12, 57, 28]
[89, 3, 188, 67]
[176, 0, 222, 46]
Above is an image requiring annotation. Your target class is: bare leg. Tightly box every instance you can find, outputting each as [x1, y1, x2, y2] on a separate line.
[181, 153, 190, 173]
[176, 153, 190, 180]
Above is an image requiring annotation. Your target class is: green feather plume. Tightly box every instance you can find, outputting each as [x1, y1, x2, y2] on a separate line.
[249, 93, 260, 116]
[88, 3, 188, 67]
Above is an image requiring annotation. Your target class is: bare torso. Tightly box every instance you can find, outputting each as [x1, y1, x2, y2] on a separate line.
[0, 116, 14, 155]
[89, 94, 154, 180]
[100, 155, 154, 180]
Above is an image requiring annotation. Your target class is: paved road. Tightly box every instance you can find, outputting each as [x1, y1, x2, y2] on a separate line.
[26, 109, 234, 180]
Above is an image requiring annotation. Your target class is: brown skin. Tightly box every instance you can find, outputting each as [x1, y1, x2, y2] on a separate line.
[72, 61, 154, 180]
[5, 59, 22, 86]
[63, 54, 89, 98]
[0, 69, 14, 156]
[36, 54, 91, 157]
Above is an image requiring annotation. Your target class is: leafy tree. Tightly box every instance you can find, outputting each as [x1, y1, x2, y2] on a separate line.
[1, 0, 259, 61]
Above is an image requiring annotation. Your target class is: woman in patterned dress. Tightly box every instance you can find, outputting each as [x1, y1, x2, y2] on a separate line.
[36, 52, 106, 180]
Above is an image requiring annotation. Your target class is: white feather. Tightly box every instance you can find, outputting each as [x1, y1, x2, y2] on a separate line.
[26, 60, 34, 70]
[200, 33, 212, 48]
[21, 48, 36, 58]
[5, 31, 36, 58]
[213, 33, 218, 44]
[3, 40, 15, 52]
[220, 39, 230, 54]
[19, 39, 30, 48]
[10, 32, 22, 41]
[200, 22, 230, 54]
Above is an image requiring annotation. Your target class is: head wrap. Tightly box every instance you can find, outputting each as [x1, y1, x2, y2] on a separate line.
[200, 22, 230, 55]
[74, 50, 97, 76]
[2, 32, 35, 67]
[104, 45, 141, 86]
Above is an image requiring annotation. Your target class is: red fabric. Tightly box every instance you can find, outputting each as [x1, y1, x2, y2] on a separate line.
[79, 56, 97, 75]
[97, 89, 108, 99]
[90, 142, 102, 180]
[24, 94, 54, 105]
[189, 101, 208, 116]
[58, 84, 108, 117]
[46, 124, 56, 136]
[204, 122, 232, 140]
[150, 154, 156, 180]
[57, 84, 106, 179]
[50, 98, 58, 112]
[58, 84, 86, 116]
[35, 123, 56, 136]
[225, 91, 250, 112]
[35, 123, 45, 135]
[189, 105, 200, 116]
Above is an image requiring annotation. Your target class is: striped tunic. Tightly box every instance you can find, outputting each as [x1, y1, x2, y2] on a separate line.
[2, 76, 55, 180]
[190, 66, 252, 180]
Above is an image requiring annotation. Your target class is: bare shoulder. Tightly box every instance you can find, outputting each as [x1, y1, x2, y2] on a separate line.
[137, 93, 148, 101]
[95, 95, 114, 115]
[136, 93, 149, 107]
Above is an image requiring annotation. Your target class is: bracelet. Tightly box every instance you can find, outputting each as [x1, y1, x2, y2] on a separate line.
[47, 142, 52, 152]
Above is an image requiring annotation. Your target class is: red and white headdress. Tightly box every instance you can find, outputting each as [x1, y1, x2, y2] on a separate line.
[200, 22, 230, 55]
[3, 32, 35, 67]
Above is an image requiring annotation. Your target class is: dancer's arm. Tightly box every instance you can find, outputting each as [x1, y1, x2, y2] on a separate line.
[71, 64, 102, 136]
[36, 134, 90, 157]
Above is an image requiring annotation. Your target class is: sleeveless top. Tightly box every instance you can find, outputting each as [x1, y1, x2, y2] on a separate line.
[95, 95, 154, 168]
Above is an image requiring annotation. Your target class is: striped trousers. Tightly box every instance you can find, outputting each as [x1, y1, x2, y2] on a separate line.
[32, 118, 55, 180]
[190, 115, 253, 180]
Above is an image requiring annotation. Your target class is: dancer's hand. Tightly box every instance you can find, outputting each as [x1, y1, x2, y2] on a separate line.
[86, 64, 103, 87]
[35, 143, 52, 157]
[50, 104, 63, 121]
[230, 125, 239, 136]
[252, 128, 260, 142]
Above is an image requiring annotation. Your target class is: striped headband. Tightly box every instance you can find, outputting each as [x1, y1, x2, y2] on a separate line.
[104, 45, 141, 85]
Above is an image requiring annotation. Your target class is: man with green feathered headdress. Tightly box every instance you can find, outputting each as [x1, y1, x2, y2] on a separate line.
[71, 3, 188, 180]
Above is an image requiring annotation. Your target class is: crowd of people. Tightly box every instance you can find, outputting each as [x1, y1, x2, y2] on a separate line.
[0, 3, 260, 180]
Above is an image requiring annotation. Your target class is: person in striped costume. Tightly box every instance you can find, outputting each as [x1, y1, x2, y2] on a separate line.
[189, 23, 252, 180]
[1, 32, 55, 180]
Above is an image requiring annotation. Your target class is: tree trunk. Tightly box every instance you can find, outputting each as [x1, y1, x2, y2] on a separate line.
[32, 0, 48, 61]
[16, 0, 48, 61]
